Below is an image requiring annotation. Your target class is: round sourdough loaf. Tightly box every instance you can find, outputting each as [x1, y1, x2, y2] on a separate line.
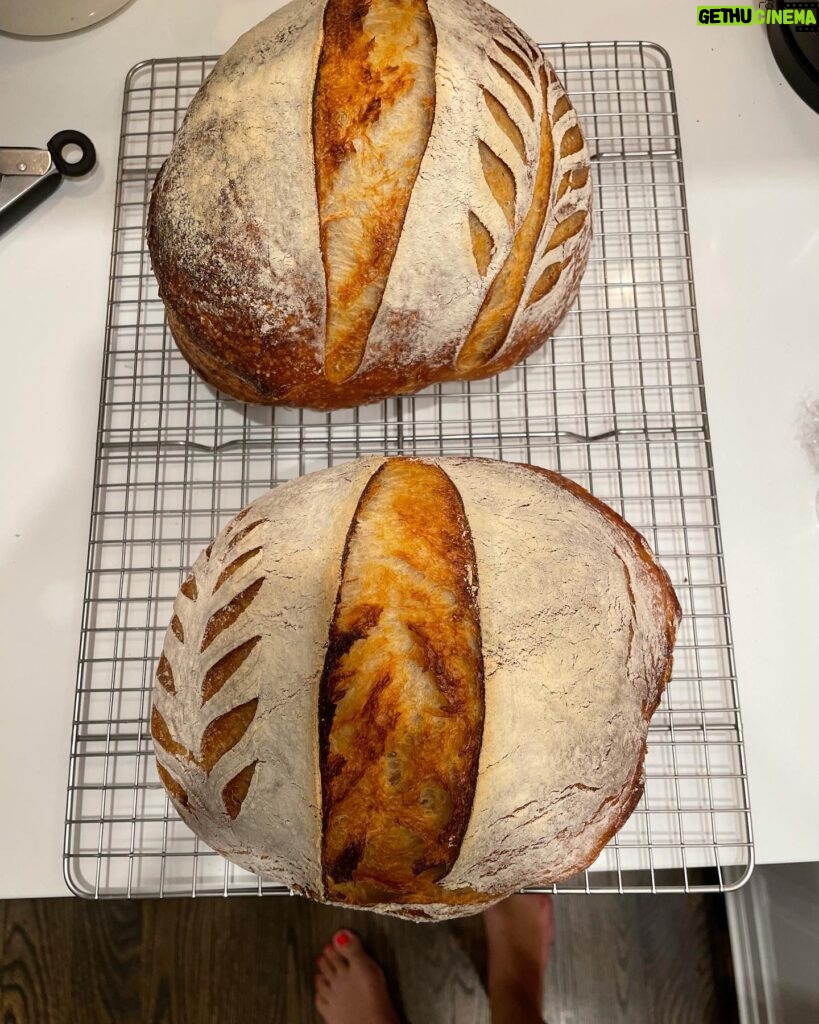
[152, 457, 680, 920]
[146, 0, 592, 410]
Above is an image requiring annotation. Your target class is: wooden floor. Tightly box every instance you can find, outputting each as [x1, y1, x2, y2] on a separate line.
[0, 893, 738, 1024]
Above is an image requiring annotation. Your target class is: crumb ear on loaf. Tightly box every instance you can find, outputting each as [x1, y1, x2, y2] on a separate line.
[152, 457, 680, 921]
[147, 0, 592, 410]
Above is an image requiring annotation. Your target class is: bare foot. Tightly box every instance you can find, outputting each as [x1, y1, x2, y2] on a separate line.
[484, 894, 554, 1024]
[314, 929, 400, 1024]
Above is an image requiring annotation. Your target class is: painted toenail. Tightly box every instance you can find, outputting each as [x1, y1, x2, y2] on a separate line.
[336, 930, 350, 946]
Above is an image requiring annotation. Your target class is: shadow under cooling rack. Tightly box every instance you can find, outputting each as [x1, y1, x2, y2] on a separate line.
[64, 40, 753, 899]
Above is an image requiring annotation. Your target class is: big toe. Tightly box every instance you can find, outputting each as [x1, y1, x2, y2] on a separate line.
[333, 929, 364, 961]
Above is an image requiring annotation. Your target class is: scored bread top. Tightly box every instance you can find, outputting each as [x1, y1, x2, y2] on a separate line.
[320, 459, 485, 907]
[314, 0, 438, 384]
[147, 0, 593, 409]
[152, 457, 679, 920]
[152, 458, 379, 895]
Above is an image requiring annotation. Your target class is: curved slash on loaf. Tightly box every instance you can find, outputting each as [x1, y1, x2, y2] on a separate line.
[501, 25, 541, 65]
[468, 210, 496, 277]
[525, 94, 590, 311]
[313, 0, 438, 385]
[457, 59, 554, 373]
[494, 38, 536, 86]
[319, 458, 485, 907]
[482, 88, 528, 163]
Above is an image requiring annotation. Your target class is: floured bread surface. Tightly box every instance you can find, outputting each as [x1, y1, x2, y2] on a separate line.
[152, 457, 679, 920]
[147, 0, 592, 410]
[438, 460, 678, 898]
[150, 458, 381, 893]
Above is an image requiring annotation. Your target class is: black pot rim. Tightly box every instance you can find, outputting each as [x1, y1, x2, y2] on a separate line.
[767, 3, 819, 114]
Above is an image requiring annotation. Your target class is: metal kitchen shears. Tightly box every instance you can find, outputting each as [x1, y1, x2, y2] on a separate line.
[0, 130, 96, 235]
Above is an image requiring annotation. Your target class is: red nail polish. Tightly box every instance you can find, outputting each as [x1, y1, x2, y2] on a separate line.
[336, 931, 350, 946]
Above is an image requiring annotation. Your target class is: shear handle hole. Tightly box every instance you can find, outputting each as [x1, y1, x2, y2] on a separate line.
[48, 130, 96, 178]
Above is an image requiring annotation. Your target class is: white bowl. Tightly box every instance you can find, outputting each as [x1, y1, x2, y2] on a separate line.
[0, 0, 133, 36]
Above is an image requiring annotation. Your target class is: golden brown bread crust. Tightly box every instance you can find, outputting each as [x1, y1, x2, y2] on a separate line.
[313, 0, 438, 384]
[146, 0, 593, 411]
[320, 459, 485, 906]
[161, 276, 576, 409]
[159, 272, 458, 408]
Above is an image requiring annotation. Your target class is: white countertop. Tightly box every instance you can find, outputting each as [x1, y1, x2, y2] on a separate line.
[1, 0, 817, 899]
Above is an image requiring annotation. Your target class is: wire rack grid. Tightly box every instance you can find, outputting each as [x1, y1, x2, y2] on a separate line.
[64, 40, 752, 899]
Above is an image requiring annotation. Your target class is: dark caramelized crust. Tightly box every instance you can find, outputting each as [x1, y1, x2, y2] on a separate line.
[320, 459, 484, 906]
[157, 763, 189, 809]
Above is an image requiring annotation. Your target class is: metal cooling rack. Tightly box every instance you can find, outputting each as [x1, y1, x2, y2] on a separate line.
[65, 41, 753, 899]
